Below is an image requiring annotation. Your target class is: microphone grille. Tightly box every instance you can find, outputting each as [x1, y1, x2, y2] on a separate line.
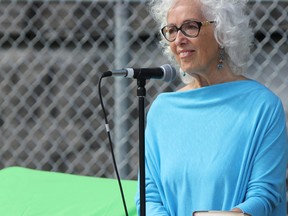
[160, 64, 177, 82]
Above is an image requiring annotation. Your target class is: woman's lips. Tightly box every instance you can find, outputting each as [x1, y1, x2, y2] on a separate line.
[179, 50, 195, 58]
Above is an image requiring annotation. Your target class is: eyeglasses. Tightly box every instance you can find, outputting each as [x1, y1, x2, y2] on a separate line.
[161, 20, 215, 42]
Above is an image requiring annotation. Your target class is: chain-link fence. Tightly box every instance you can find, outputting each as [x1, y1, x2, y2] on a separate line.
[0, 0, 287, 198]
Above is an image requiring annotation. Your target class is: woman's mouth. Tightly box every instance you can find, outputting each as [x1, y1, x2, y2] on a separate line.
[179, 50, 195, 58]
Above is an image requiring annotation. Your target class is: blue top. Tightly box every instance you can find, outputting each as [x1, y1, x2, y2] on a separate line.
[135, 80, 287, 216]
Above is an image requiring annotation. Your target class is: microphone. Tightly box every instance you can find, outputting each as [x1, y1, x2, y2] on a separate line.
[102, 64, 176, 82]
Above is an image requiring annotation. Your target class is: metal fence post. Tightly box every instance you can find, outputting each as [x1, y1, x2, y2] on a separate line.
[114, 1, 131, 178]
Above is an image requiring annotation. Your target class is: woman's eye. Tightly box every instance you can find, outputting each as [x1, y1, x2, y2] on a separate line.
[185, 23, 198, 30]
[167, 28, 177, 34]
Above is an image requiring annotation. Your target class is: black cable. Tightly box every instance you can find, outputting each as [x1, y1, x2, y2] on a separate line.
[98, 73, 129, 216]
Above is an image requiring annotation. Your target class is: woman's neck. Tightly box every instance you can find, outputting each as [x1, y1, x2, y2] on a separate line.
[178, 68, 247, 91]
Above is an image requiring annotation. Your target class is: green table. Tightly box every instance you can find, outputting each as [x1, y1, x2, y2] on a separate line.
[0, 167, 137, 216]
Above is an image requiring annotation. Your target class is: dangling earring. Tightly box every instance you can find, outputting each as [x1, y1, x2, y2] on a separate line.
[217, 46, 225, 70]
[181, 70, 186, 77]
[179, 68, 195, 84]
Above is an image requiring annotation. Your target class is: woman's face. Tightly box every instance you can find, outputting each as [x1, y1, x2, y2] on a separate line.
[167, 0, 219, 75]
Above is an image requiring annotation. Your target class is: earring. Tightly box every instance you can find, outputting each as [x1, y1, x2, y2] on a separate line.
[179, 68, 195, 84]
[181, 70, 186, 77]
[217, 46, 225, 70]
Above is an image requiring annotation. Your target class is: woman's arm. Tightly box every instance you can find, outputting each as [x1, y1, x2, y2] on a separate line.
[235, 100, 287, 216]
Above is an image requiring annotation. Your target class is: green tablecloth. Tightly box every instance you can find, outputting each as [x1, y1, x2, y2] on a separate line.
[0, 167, 137, 216]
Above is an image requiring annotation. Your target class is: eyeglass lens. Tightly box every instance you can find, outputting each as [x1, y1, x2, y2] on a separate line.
[162, 21, 200, 42]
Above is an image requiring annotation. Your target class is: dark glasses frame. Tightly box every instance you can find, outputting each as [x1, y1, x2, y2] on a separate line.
[161, 20, 215, 42]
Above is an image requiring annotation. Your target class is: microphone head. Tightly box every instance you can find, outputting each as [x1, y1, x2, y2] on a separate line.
[160, 64, 177, 82]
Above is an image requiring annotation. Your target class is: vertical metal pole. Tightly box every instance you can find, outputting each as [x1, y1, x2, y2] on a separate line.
[114, 2, 130, 177]
[137, 78, 146, 216]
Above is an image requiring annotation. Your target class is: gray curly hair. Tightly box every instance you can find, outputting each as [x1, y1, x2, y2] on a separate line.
[148, 0, 253, 74]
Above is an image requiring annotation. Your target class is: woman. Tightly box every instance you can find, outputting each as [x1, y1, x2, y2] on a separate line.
[135, 0, 287, 215]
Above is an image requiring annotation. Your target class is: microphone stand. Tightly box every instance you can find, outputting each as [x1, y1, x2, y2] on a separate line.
[137, 78, 146, 216]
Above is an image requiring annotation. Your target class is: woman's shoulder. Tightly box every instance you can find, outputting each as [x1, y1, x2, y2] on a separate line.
[244, 79, 280, 101]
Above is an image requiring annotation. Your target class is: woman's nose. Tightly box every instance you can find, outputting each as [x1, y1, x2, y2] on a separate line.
[174, 30, 188, 45]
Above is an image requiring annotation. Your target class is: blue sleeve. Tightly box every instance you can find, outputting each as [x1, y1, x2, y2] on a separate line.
[135, 102, 170, 216]
[135, 166, 169, 215]
[236, 99, 287, 216]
